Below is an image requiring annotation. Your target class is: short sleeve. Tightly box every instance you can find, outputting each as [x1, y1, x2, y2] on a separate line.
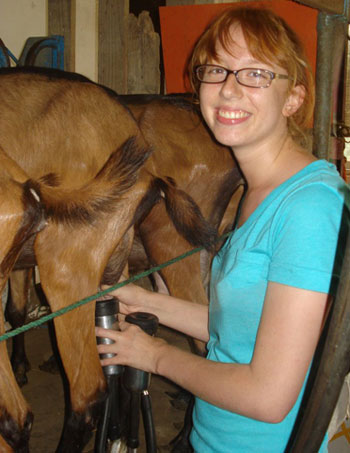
[268, 183, 349, 295]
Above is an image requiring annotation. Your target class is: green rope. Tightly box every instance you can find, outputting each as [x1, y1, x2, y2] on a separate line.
[0, 230, 233, 343]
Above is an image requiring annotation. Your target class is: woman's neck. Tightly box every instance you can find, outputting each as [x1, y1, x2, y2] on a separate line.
[233, 134, 314, 192]
[233, 135, 316, 228]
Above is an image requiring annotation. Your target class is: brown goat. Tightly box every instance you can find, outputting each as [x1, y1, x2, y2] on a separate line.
[123, 95, 243, 308]
[0, 68, 235, 451]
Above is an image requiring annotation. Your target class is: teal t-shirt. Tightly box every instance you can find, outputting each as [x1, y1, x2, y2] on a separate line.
[191, 160, 350, 453]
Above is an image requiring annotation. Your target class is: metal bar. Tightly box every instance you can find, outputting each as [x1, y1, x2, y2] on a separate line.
[312, 12, 347, 159]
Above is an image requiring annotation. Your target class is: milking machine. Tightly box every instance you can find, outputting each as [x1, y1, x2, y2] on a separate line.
[95, 297, 158, 453]
[95, 297, 124, 452]
[123, 312, 158, 453]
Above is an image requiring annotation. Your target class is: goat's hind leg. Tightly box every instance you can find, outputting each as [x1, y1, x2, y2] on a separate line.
[0, 193, 40, 450]
[6, 269, 33, 387]
[34, 223, 133, 452]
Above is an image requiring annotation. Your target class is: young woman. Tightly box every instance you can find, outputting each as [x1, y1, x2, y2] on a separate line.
[96, 7, 350, 452]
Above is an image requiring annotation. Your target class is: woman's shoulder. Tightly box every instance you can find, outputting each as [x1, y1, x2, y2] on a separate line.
[280, 159, 349, 204]
[268, 159, 349, 239]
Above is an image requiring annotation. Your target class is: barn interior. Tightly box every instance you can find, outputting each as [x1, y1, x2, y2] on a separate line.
[1, 0, 350, 452]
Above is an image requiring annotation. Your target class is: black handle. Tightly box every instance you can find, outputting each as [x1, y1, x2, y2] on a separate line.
[125, 312, 159, 336]
[123, 312, 159, 391]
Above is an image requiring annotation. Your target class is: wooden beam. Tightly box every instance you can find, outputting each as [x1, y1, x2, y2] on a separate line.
[98, 0, 129, 93]
[292, 0, 349, 19]
[344, 30, 350, 126]
[48, 0, 74, 71]
[170, 1, 349, 19]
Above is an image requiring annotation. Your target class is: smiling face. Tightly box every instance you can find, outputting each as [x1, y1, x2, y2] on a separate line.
[199, 25, 303, 154]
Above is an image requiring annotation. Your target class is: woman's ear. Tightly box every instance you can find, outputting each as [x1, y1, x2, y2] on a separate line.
[282, 85, 306, 117]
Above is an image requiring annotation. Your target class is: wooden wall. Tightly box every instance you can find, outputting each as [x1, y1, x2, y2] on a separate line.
[46, 0, 349, 120]
[47, 0, 160, 94]
[46, 0, 249, 94]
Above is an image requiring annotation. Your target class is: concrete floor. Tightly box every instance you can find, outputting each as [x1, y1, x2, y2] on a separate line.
[14, 322, 190, 453]
[329, 421, 350, 453]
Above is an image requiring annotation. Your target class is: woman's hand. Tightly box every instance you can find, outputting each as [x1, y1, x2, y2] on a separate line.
[100, 278, 210, 342]
[101, 282, 151, 317]
[95, 321, 167, 374]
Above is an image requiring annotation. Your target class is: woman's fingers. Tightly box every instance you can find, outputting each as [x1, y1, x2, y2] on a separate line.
[118, 313, 126, 322]
[118, 320, 132, 331]
[95, 323, 164, 373]
[95, 326, 118, 339]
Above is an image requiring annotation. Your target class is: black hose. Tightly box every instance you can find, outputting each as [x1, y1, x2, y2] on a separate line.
[127, 391, 141, 449]
[141, 390, 157, 453]
[108, 375, 122, 442]
[95, 390, 112, 452]
[123, 312, 159, 451]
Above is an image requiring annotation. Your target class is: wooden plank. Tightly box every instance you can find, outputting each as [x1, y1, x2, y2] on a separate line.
[193, 0, 255, 3]
[48, 0, 74, 71]
[344, 36, 350, 126]
[166, 0, 195, 5]
[166, 0, 253, 4]
[98, 0, 129, 93]
[167, 0, 349, 18]
[127, 11, 160, 94]
[292, 0, 348, 18]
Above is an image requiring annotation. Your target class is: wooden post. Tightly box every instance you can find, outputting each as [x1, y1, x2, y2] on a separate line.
[48, 0, 75, 71]
[295, 0, 349, 19]
[312, 13, 347, 160]
[342, 25, 350, 182]
[98, 0, 129, 93]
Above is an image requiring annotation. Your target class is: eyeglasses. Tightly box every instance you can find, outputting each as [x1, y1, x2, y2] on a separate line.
[195, 64, 289, 88]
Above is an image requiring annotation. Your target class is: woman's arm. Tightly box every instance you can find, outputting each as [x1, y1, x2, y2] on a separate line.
[158, 282, 329, 422]
[101, 282, 210, 342]
[97, 282, 329, 423]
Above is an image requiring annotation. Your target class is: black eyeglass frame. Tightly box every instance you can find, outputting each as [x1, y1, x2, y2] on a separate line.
[194, 64, 290, 88]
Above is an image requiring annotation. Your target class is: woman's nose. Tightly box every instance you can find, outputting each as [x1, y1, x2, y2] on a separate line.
[220, 73, 243, 99]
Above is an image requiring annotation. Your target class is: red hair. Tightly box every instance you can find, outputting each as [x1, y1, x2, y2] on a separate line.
[189, 6, 315, 143]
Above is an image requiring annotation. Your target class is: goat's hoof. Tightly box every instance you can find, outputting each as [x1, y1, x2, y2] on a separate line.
[39, 354, 60, 374]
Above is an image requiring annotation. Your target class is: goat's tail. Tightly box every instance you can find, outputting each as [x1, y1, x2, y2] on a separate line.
[37, 136, 151, 226]
[154, 177, 217, 251]
[0, 180, 47, 279]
